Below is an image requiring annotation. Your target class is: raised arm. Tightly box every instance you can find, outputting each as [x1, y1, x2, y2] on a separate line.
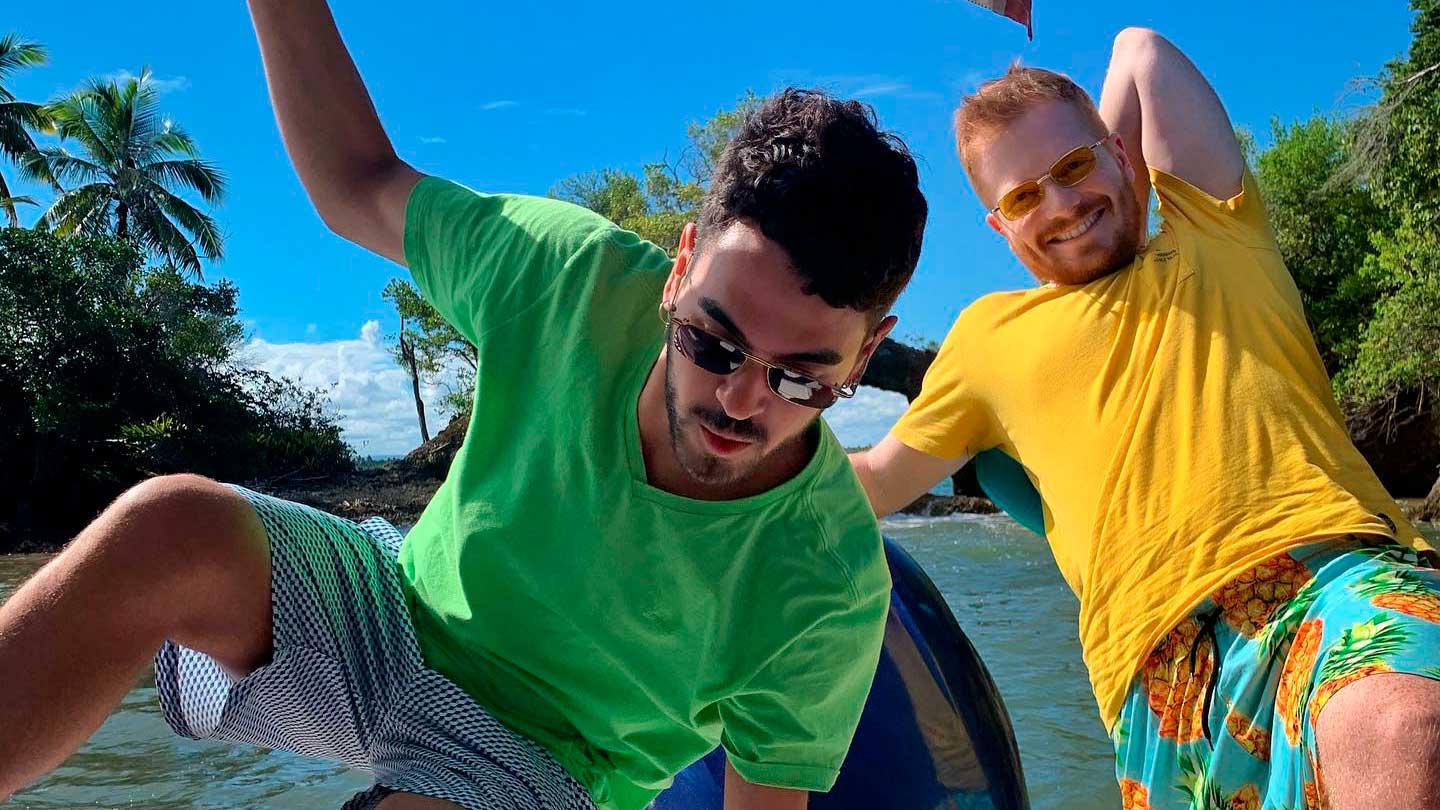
[1098, 27, 1244, 217]
[247, 0, 422, 264]
[850, 435, 969, 518]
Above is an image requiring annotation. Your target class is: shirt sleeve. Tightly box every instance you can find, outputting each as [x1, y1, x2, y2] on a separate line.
[891, 310, 1002, 460]
[717, 554, 890, 792]
[402, 176, 615, 345]
[1151, 166, 1275, 250]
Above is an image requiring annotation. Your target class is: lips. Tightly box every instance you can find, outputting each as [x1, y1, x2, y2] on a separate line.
[700, 425, 753, 456]
[1049, 207, 1104, 243]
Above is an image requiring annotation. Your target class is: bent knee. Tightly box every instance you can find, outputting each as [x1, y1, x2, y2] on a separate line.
[1317, 672, 1440, 761]
[98, 474, 264, 571]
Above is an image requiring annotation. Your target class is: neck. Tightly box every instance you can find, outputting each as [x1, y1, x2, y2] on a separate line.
[636, 349, 815, 501]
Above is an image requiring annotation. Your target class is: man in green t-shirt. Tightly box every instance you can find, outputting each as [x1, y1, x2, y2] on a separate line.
[0, 3, 929, 809]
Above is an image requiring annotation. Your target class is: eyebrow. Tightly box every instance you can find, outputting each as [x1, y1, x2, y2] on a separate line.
[699, 297, 845, 366]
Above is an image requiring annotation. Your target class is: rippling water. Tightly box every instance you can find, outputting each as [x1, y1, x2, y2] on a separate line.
[4, 518, 1437, 809]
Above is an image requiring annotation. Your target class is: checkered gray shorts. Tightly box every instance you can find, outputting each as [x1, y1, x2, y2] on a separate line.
[154, 486, 596, 810]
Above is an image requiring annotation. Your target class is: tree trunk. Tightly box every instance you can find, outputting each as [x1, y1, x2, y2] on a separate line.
[116, 202, 128, 241]
[399, 325, 430, 444]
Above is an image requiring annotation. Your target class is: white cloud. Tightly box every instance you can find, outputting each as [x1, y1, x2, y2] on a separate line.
[823, 387, 909, 450]
[242, 322, 467, 458]
[479, 100, 519, 111]
[853, 82, 910, 98]
[108, 69, 190, 94]
[419, 136, 448, 144]
[242, 321, 908, 458]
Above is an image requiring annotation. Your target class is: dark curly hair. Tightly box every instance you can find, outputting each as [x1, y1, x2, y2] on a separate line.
[698, 89, 927, 325]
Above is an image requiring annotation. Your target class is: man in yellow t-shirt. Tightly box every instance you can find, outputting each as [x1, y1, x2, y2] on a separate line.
[852, 28, 1440, 808]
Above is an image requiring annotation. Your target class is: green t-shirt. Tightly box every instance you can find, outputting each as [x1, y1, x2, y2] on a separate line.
[397, 177, 891, 810]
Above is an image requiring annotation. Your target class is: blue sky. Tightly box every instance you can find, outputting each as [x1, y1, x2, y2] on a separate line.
[5, 2, 1421, 454]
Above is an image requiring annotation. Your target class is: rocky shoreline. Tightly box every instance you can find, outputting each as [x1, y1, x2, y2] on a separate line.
[6, 410, 1437, 553]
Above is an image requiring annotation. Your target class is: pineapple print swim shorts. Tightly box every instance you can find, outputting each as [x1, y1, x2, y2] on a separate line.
[1112, 537, 1440, 810]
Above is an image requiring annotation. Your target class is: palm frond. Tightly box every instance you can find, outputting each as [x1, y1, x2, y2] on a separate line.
[130, 194, 202, 276]
[23, 145, 104, 186]
[150, 126, 200, 159]
[0, 110, 41, 161]
[45, 92, 118, 169]
[0, 169, 37, 226]
[142, 157, 225, 203]
[43, 183, 115, 236]
[0, 35, 47, 89]
[148, 182, 223, 262]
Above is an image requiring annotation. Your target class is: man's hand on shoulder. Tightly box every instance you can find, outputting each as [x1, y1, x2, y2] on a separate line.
[1099, 27, 1244, 203]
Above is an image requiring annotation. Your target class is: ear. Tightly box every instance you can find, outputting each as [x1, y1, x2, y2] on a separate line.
[846, 314, 899, 387]
[984, 210, 1007, 237]
[661, 222, 699, 312]
[1109, 133, 1137, 186]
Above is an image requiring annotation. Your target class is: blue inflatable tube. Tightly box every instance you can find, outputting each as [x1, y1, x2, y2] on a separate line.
[653, 537, 1029, 809]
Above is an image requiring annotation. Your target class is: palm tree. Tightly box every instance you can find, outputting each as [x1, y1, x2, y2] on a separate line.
[29, 67, 225, 276]
[0, 33, 53, 227]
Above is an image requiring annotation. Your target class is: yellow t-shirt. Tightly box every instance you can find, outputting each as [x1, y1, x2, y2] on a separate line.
[892, 167, 1429, 731]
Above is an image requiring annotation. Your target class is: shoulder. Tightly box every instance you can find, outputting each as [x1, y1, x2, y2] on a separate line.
[1151, 166, 1276, 250]
[800, 432, 892, 604]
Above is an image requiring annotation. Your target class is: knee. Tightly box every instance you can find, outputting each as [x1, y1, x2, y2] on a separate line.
[95, 474, 258, 572]
[1317, 674, 1440, 770]
[1352, 697, 1440, 755]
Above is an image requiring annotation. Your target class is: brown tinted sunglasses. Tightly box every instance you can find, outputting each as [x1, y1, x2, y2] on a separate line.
[991, 138, 1108, 221]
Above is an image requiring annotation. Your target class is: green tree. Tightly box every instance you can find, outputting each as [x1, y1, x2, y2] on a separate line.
[1334, 0, 1440, 409]
[550, 92, 759, 253]
[27, 67, 225, 276]
[0, 227, 352, 550]
[382, 278, 476, 427]
[0, 33, 53, 226]
[1249, 116, 1393, 371]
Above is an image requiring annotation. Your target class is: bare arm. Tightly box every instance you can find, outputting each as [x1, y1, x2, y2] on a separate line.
[850, 434, 969, 518]
[247, 0, 422, 264]
[1098, 27, 1244, 215]
[723, 762, 809, 810]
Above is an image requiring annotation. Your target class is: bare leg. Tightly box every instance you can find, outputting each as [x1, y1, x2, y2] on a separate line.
[1314, 672, 1440, 809]
[0, 474, 273, 801]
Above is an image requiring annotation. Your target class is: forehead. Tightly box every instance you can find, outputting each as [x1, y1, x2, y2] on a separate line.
[685, 221, 868, 361]
[971, 101, 1103, 204]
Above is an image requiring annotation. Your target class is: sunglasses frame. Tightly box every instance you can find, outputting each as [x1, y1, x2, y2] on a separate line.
[660, 302, 858, 410]
[990, 137, 1109, 222]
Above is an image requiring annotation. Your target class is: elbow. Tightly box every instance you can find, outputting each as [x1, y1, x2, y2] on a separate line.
[308, 158, 408, 241]
[1112, 27, 1168, 67]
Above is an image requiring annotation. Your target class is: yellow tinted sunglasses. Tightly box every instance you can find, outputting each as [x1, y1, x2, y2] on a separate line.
[990, 138, 1108, 221]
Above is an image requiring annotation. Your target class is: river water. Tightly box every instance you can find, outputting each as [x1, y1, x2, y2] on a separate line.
[4, 516, 1436, 809]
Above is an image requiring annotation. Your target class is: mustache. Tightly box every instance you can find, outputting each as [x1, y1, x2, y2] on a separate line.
[692, 407, 766, 442]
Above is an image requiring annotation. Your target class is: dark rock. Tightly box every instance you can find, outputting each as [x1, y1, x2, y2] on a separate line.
[898, 494, 999, 517]
[1347, 388, 1440, 498]
[1417, 476, 1440, 523]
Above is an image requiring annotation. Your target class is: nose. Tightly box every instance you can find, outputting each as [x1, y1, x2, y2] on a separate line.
[714, 361, 769, 422]
[1040, 178, 1085, 215]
